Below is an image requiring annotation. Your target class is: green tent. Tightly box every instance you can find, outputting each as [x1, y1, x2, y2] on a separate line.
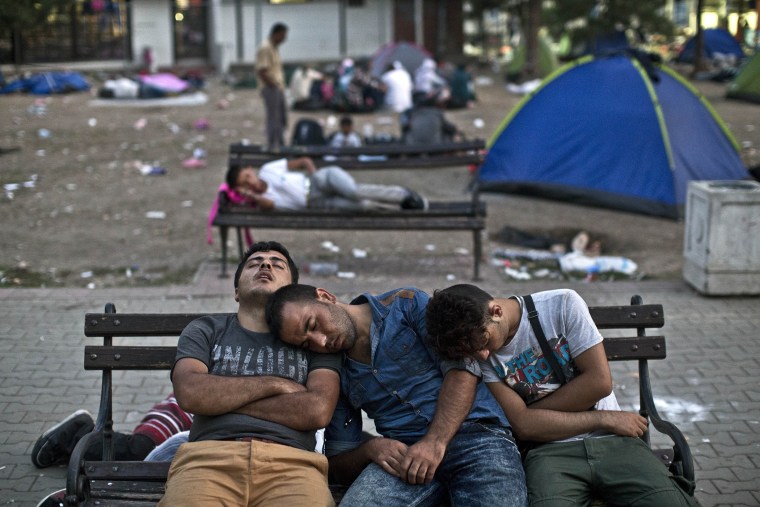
[727, 52, 760, 103]
[505, 34, 559, 80]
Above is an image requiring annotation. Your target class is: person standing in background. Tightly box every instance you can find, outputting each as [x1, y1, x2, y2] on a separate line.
[381, 61, 413, 114]
[256, 23, 288, 150]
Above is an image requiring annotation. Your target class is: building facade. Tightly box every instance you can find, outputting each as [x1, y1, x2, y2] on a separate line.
[1, 0, 464, 73]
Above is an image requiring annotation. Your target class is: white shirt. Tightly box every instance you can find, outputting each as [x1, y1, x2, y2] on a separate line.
[414, 58, 447, 93]
[330, 131, 362, 148]
[381, 68, 413, 113]
[258, 158, 308, 210]
[481, 289, 620, 442]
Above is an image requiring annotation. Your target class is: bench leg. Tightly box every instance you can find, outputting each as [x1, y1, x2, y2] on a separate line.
[472, 229, 482, 281]
[236, 227, 244, 261]
[218, 226, 229, 278]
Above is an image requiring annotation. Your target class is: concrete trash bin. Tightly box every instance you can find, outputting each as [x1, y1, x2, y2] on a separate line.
[683, 180, 760, 295]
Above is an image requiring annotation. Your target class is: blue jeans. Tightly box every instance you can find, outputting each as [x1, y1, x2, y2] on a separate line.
[309, 166, 410, 211]
[339, 422, 527, 507]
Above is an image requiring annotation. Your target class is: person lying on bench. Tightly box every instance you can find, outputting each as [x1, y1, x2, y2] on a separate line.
[226, 156, 428, 211]
[159, 241, 341, 506]
[30, 392, 192, 468]
[424, 284, 698, 506]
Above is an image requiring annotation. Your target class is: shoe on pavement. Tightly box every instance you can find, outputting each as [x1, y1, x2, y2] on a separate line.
[31, 410, 94, 468]
[401, 190, 429, 210]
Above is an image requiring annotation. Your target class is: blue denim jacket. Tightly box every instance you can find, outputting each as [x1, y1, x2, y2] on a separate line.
[325, 287, 510, 457]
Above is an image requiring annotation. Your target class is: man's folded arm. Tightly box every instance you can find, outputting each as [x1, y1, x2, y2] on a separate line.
[234, 368, 341, 430]
[488, 381, 647, 442]
[172, 357, 307, 416]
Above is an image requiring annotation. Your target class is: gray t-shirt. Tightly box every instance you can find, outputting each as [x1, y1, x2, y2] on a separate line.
[481, 289, 619, 442]
[174, 314, 341, 451]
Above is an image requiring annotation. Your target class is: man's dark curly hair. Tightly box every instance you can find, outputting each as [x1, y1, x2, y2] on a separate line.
[426, 284, 494, 360]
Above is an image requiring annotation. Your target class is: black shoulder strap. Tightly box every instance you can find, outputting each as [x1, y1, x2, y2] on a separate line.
[523, 295, 567, 385]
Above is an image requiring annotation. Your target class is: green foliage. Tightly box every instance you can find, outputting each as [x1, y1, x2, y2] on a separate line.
[543, 0, 674, 53]
[0, 0, 75, 35]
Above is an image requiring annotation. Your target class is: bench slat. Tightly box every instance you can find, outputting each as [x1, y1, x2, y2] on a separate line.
[84, 313, 228, 336]
[217, 200, 485, 217]
[230, 154, 484, 170]
[84, 461, 170, 481]
[588, 304, 664, 329]
[229, 140, 485, 157]
[83, 336, 665, 370]
[84, 346, 176, 369]
[83, 498, 161, 507]
[214, 213, 485, 230]
[603, 336, 666, 361]
[86, 482, 164, 504]
[84, 307, 661, 339]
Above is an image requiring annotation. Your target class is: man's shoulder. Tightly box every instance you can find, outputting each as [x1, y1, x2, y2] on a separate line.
[260, 158, 287, 173]
[255, 41, 275, 60]
[531, 288, 579, 304]
[184, 313, 234, 333]
[371, 287, 427, 306]
[308, 351, 342, 373]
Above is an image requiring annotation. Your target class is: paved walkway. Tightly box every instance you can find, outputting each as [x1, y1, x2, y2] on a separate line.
[1, 261, 758, 506]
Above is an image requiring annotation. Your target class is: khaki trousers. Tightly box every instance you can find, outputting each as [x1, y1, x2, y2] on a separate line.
[159, 440, 334, 507]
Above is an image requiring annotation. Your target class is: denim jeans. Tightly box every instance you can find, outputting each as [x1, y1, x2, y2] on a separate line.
[309, 166, 410, 211]
[339, 422, 527, 507]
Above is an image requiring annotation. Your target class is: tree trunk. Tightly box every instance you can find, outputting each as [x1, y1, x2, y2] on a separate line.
[524, 0, 541, 80]
[691, 0, 708, 77]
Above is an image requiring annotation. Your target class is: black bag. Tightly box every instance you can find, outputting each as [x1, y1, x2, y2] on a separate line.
[291, 119, 326, 146]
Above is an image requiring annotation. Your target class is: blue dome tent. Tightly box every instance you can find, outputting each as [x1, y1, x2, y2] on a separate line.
[676, 28, 744, 63]
[478, 52, 750, 218]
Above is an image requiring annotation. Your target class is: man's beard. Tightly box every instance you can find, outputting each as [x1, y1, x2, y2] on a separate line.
[246, 286, 275, 306]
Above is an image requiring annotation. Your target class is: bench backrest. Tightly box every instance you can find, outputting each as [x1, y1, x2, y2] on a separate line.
[228, 140, 486, 170]
[230, 139, 486, 157]
[83, 300, 664, 371]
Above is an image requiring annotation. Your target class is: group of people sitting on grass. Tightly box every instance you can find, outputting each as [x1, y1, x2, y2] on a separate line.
[291, 56, 476, 114]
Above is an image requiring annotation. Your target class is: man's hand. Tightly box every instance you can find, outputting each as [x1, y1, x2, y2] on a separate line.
[287, 157, 318, 175]
[398, 437, 447, 485]
[598, 410, 648, 437]
[365, 437, 409, 478]
[301, 157, 317, 174]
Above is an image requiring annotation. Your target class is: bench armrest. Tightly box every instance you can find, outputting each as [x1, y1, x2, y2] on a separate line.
[638, 358, 695, 489]
[632, 295, 695, 489]
[66, 428, 103, 504]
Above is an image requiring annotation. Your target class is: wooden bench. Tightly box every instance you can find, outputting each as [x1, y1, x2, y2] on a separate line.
[213, 141, 488, 280]
[64, 296, 694, 505]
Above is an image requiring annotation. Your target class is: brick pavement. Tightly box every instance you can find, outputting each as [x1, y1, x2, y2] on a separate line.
[1, 261, 758, 506]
